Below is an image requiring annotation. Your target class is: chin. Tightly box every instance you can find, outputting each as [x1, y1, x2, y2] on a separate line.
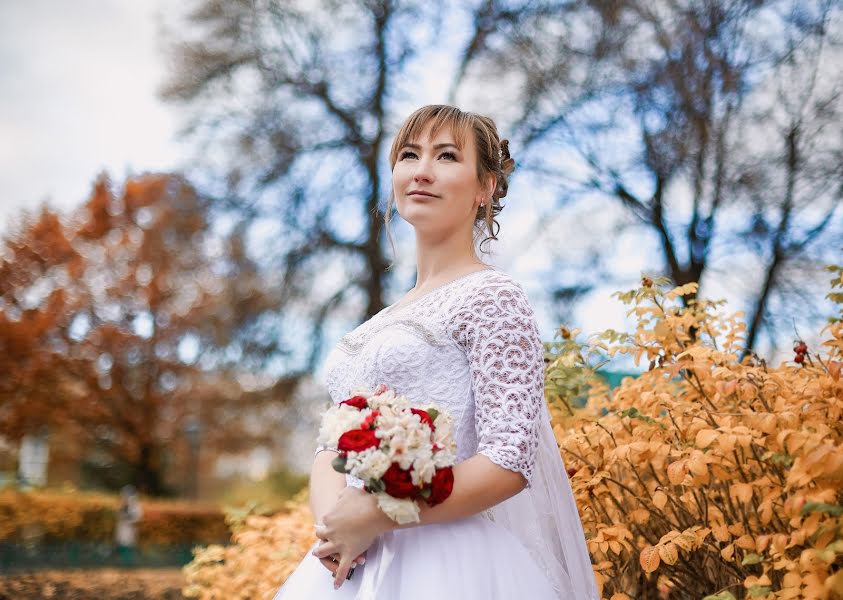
[397, 204, 432, 223]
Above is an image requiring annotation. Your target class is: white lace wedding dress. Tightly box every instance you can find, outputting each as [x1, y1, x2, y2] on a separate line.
[273, 267, 599, 600]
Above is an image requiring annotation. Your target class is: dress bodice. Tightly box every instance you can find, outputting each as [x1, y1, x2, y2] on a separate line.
[313, 267, 602, 599]
[320, 267, 545, 486]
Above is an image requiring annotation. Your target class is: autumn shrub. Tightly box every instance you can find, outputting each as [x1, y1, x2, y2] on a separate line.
[549, 271, 843, 600]
[183, 489, 315, 599]
[182, 267, 843, 600]
[0, 487, 229, 546]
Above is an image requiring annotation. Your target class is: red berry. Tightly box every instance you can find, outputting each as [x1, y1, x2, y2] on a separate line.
[794, 341, 807, 354]
[794, 353, 805, 364]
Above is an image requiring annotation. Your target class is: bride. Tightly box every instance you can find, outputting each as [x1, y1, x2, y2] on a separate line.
[273, 105, 599, 599]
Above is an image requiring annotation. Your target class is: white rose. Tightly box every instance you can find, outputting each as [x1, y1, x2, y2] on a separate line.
[376, 493, 420, 525]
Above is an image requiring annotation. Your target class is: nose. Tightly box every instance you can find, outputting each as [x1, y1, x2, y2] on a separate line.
[413, 156, 434, 184]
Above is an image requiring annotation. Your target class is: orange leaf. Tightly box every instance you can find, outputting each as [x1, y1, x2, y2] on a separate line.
[730, 482, 753, 504]
[673, 531, 698, 551]
[640, 545, 661, 573]
[658, 542, 678, 565]
[667, 460, 687, 485]
[695, 429, 719, 448]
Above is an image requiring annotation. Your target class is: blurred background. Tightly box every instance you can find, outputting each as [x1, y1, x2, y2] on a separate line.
[0, 0, 841, 586]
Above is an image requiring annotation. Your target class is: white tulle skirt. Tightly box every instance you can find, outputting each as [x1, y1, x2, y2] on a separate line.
[272, 513, 559, 600]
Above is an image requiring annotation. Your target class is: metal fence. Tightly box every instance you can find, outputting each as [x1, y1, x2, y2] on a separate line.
[0, 541, 201, 573]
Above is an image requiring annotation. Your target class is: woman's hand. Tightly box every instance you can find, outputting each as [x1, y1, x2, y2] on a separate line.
[312, 486, 395, 589]
[316, 551, 366, 577]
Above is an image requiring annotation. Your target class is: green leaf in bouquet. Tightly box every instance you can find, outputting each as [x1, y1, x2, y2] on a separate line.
[419, 486, 431, 499]
[332, 454, 348, 473]
[366, 478, 385, 493]
[426, 407, 439, 422]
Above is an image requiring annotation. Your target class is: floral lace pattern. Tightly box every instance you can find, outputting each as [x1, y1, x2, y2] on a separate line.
[318, 268, 543, 488]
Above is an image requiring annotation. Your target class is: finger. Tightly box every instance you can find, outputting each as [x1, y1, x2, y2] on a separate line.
[318, 556, 338, 574]
[354, 552, 367, 565]
[334, 557, 355, 590]
[312, 541, 339, 559]
[314, 524, 329, 540]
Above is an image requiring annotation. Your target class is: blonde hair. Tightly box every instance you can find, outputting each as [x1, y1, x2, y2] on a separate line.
[384, 105, 515, 261]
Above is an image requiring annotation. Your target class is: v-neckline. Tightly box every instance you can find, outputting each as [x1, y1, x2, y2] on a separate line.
[382, 267, 496, 316]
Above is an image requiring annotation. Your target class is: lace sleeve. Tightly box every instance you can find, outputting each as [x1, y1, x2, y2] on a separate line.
[452, 279, 544, 487]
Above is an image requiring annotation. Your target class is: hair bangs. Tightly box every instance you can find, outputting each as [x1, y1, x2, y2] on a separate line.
[388, 106, 475, 167]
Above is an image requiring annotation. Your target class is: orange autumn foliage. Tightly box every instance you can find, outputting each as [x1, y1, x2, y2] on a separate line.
[182, 490, 316, 599]
[0, 487, 229, 546]
[553, 271, 843, 600]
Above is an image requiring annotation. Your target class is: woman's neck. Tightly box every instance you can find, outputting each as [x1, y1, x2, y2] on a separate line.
[412, 231, 486, 291]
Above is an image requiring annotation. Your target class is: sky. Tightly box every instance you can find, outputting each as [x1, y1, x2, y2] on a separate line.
[0, 0, 186, 229]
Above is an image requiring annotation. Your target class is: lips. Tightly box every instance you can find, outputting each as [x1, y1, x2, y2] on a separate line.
[407, 190, 438, 199]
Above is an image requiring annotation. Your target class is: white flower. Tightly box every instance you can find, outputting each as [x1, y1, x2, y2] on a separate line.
[411, 453, 437, 486]
[316, 404, 367, 448]
[351, 447, 392, 480]
[433, 447, 456, 468]
[376, 493, 420, 524]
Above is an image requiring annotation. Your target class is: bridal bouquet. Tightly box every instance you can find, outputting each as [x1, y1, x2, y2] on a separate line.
[317, 384, 457, 524]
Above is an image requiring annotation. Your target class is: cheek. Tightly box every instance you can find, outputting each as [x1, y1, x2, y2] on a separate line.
[392, 165, 410, 193]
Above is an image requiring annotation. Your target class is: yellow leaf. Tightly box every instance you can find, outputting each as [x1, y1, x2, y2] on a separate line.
[609, 540, 622, 555]
[673, 531, 698, 551]
[658, 542, 679, 565]
[667, 460, 687, 485]
[688, 451, 708, 477]
[695, 429, 719, 448]
[731, 482, 753, 504]
[712, 524, 731, 542]
[652, 490, 668, 510]
[720, 543, 735, 561]
[639, 545, 661, 573]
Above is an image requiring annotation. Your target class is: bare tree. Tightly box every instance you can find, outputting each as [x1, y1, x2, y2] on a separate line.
[160, 0, 559, 375]
[465, 0, 843, 356]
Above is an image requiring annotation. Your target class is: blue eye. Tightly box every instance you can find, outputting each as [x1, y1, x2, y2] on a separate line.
[399, 150, 418, 160]
[439, 151, 457, 160]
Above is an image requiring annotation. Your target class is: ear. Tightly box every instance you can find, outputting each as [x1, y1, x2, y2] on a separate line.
[486, 174, 498, 201]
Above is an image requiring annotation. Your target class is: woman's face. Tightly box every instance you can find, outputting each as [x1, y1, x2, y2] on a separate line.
[392, 123, 489, 238]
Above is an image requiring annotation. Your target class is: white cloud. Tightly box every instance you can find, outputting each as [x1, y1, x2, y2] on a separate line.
[0, 0, 187, 230]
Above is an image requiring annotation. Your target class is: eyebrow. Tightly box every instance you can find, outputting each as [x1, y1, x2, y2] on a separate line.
[401, 142, 460, 151]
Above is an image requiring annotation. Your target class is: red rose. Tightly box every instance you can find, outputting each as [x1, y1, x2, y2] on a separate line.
[340, 395, 369, 410]
[426, 466, 454, 507]
[337, 429, 380, 452]
[410, 408, 435, 431]
[361, 409, 380, 430]
[381, 462, 418, 499]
